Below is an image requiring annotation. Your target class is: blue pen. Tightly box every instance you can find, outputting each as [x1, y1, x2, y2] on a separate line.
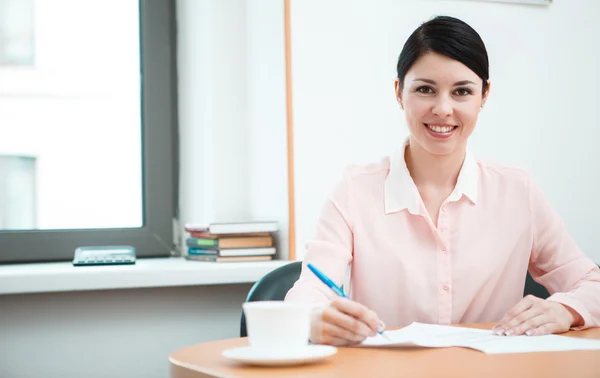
[307, 263, 387, 337]
[307, 263, 348, 298]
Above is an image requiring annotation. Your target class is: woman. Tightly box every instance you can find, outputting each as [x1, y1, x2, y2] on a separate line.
[284, 15, 600, 346]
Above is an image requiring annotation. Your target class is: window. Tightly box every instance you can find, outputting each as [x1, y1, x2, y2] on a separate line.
[0, 0, 178, 263]
[0, 0, 34, 66]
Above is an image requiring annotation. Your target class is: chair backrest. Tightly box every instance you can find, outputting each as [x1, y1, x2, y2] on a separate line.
[523, 271, 550, 299]
[239, 261, 303, 337]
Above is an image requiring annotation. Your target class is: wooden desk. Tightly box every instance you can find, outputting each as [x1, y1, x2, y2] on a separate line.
[169, 323, 600, 378]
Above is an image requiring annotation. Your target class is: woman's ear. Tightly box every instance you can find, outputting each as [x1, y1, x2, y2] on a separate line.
[394, 79, 404, 110]
[481, 80, 491, 109]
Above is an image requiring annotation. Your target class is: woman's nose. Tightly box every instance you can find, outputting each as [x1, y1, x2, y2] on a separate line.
[432, 95, 453, 118]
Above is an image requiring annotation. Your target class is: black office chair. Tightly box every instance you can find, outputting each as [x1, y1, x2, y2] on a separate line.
[240, 261, 303, 337]
[523, 271, 550, 299]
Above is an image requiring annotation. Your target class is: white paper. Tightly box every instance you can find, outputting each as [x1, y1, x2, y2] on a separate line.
[357, 322, 600, 354]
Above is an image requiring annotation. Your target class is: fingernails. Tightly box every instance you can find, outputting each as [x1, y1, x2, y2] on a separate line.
[493, 328, 505, 336]
[526, 330, 535, 336]
[505, 330, 515, 336]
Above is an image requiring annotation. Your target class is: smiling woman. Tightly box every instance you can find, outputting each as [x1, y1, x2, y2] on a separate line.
[394, 15, 489, 160]
[285, 15, 600, 346]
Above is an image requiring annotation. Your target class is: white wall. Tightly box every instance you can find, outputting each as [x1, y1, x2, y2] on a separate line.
[0, 284, 252, 378]
[290, 0, 600, 263]
[177, 0, 289, 258]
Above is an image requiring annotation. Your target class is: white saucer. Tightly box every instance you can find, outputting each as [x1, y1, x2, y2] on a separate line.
[222, 345, 338, 366]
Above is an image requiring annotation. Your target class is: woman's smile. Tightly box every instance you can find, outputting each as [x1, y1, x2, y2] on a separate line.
[424, 123, 458, 139]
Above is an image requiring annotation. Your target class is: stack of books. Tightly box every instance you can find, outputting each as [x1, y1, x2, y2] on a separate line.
[183, 221, 278, 262]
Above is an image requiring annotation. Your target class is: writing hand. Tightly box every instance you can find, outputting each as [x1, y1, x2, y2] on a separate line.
[310, 297, 383, 346]
[493, 295, 583, 336]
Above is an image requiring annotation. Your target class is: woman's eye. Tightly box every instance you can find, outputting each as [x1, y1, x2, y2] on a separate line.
[416, 86, 434, 94]
[454, 87, 472, 96]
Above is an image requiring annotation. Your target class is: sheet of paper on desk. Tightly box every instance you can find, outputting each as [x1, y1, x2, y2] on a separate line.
[357, 322, 600, 354]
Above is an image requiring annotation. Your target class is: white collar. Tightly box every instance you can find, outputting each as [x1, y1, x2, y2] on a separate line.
[384, 138, 479, 215]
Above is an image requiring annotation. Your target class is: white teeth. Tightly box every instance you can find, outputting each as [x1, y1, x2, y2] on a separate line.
[427, 124, 454, 133]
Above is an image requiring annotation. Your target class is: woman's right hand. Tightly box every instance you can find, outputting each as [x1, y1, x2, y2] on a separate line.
[310, 297, 384, 346]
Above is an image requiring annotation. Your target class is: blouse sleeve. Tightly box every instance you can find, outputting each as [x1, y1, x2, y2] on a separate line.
[284, 167, 355, 309]
[527, 175, 600, 329]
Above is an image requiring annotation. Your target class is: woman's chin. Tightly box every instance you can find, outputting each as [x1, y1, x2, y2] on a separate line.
[416, 137, 463, 157]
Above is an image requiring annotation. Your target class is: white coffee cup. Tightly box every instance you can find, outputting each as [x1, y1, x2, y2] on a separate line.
[243, 301, 311, 351]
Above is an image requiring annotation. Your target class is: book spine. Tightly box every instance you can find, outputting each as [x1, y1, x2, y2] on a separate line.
[186, 237, 218, 248]
[188, 248, 217, 255]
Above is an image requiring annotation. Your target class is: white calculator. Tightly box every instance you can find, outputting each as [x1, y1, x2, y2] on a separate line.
[72, 246, 136, 266]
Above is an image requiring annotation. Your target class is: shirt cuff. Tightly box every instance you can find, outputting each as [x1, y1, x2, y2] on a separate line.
[546, 293, 591, 330]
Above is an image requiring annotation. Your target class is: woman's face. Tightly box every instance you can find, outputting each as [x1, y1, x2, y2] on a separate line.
[395, 51, 489, 157]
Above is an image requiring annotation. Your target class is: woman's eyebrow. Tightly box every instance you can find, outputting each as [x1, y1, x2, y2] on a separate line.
[454, 80, 477, 86]
[413, 78, 436, 84]
[413, 78, 477, 86]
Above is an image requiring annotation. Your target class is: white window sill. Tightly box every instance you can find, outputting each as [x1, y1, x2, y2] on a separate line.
[0, 257, 292, 295]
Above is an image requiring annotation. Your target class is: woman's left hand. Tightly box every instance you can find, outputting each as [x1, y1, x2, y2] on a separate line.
[493, 295, 583, 337]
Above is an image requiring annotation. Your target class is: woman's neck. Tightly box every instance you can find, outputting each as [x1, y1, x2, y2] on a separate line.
[404, 138, 466, 190]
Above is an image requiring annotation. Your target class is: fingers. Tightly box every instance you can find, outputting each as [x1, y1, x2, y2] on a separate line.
[310, 298, 383, 346]
[496, 295, 536, 326]
[498, 307, 544, 336]
[316, 321, 368, 345]
[494, 296, 573, 337]
[319, 335, 358, 346]
[331, 297, 382, 334]
[325, 300, 377, 338]
[494, 295, 539, 335]
[525, 322, 563, 337]
[509, 312, 552, 336]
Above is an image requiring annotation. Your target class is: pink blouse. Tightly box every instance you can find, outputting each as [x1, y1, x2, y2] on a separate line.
[285, 147, 600, 329]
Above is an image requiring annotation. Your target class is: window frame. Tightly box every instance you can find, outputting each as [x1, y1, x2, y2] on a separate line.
[0, 0, 179, 264]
